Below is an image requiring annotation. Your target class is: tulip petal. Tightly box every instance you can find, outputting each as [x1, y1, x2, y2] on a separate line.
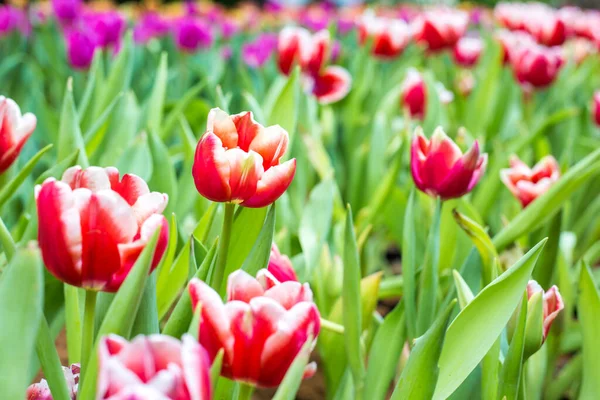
[241, 159, 296, 208]
[231, 112, 262, 151]
[423, 128, 464, 191]
[131, 192, 169, 226]
[207, 108, 239, 149]
[62, 166, 112, 192]
[106, 168, 151, 206]
[192, 132, 232, 203]
[182, 335, 212, 400]
[542, 285, 564, 337]
[435, 142, 486, 198]
[310, 66, 352, 105]
[225, 148, 263, 203]
[227, 270, 265, 303]
[278, 27, 311, 76]
[263, 281, 314, 310]
[249, 125, 289, 170]
[410, 130, 430, 191]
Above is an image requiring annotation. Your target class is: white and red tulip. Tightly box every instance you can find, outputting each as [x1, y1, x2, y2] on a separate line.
[412, 8, 469, 52]
[500, 155, 560, 207]
[268, 243, 298, 283]
[526, 280, 564, 341]
[357, 12, 411, 59]
[0, 95, 36, 174]
[453, 36, 483, 67]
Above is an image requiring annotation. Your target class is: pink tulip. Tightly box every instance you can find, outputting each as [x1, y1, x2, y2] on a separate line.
[172, 17, 213, 53]
[97, 334, 211, 400]
[594, 91, 600, 127]
[496, 29, 536, 65]
[412, 9, 469, 52]
[526, 280, 564, 340]
[27, 364, 80, 400]
[188, 269, 320, 387]
[0, 96, 36, 175]
[401, 69, 427, 119]
[411, 127, 487, 199]
[453, 37, 483, 67]
[510, 42, 563, 89]
[357, 12, 412, 59]
[65, 28, 97, 70]
[192, 108, 296, 208]
[500, 155, 560, 207]
[268, 243, 298, 283]
[36, 166, 169, 292]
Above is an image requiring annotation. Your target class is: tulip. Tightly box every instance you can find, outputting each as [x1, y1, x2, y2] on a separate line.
[188, 269, 320, 387]
[192, 108, 296, 208]
[594, 91, 600, 127]
[97, 334, 211, 400]
[401, 68, 427, 119]
[27, 364, 80, 400]
[495, 3, 566, 47]
[83, 11, 125, 49]
[523, 281, 564, 357]
[510, 42, 563, 89]
[268, 243, 298, 283]
[51, 0, 82, 26]
[306, 65, 352, 105]
[242, 33, 278, 69]
[410, 127, 487, 199]
[500, 155, 560, 207]
[0, 95, 36, 175]
[277, 26, 311, 76]
[453, 37, 483, 67]
[357, 12, 412, 59]
[172, 17, 213, 53]
[0, 5, 28, 37]
[133, 12, 171, 44]
[412, 9, 469, 52]
[36, 166, 169, 292]
[496, 29, 536, 64]
[65, 29, 97, 70]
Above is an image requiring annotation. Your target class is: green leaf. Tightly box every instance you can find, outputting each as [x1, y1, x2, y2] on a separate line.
[493, 148, 600, 251]
[147, 130, 177, 215]
[364, 301, 406, 400]
[36, 317, 71, 400]
[64, 285, 82, 365]
[452, 270, 474, 309]
[0, 217, 16, 261]
[266, 67, 300, 139]
[299, 179, 335, 281]
[160, 81, 205, 139]
[35, 149, 80, 184]
[272, 338, 314, 400]
[433, 239, 547, 399]
[157, 238, 192, 319]
[210, 349, 224, 387]
[578, 262, 600, 399]
[241, 204, 276, 277]
[242, 91, 266, 123]
[391, 300, 457, 400]
[498, 294, 528, 400]
[343, 205, 365, 391]
[82, 92, 124, 145]
[97, 33, 133, 115]
[0, 144, 52, 210]
[78, 230, 160, 400]
[115, 133, 153, 182]
[0, 247, 43, 398]
[58, 78, 88, 167]
[146, 53, 168, 133]
[402, 190, 417, 340]
[130, 272, 159, 336]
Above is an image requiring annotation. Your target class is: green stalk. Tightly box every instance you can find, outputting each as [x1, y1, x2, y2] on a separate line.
[36, 316, 71, 400]
[237, 383, 254, 400]
[211, 203, 235, 293]
[80, 290, 97, 385]
[64, 284, 82, 365]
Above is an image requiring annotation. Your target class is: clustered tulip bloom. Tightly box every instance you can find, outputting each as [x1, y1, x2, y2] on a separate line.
[268, 243, 299, 283]
[526, 280, 564, 341]
[36, 166, 169, 292]
[97, 334, 212, 399]
[188, 269, 320, 387]
[495, 3, 567, 46]
[277, 27, 351, 104]
[27, 364, 80, 400]
[410, 127, 487, 199]
[412, 8, 469, 52]
[500, 155, 560, 208]
[357, 11, 412, 59]
[0, 95, 37, 175]
[593, 91, 600, 127]
[192, 108, 296, 208]
[453, 36, 483, 67]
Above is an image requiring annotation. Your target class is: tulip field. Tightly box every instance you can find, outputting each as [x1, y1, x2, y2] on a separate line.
[2, 0, 600, 399]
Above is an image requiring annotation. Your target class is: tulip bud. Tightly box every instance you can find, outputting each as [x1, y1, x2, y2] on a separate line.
[523, 281, 564, 358]
[0, 96, 36, 174]
[192, 108, 296, 208]
[401, 68, 427, 119]
[267, 243, 298, 283]
[277, 26, 312, 76]
[27, 364, 79, 400]
[500, 155, 560, 207]
[64, 29, 97, 70]
[453, 37, 483, 68]
[592, 91, 600, 127]
[357, 11, 411, 59]
[172, 16, 213, 53]
[410, 127, 487, 199]
[510, 42, 564, 89]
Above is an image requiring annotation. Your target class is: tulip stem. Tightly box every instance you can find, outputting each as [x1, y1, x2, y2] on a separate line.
[212, 203, 235, 294]
[237, 383, 254, 400]
[80, 289, 97, 385]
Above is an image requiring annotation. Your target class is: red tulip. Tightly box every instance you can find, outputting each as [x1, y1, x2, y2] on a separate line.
[277, 26, 311, 76]
[496, 3, 566, 46]
[97, 334, 211, 400]
[510, 42, 563, 89]
[306, 65, 352, 105]
[494, 3, 526, 31]
[412, 9, 468, 52]
[27, 364, 79, 400]
[500, 155, 560, 207]
[453, 37, 483, 67]
[410, 127, 487, 199]
[188, 269, 320, 387]
[357, 12, 411, 59]
[268, 243, 298, 283]
[593, 91, 600, 126]
[0, 95, 36, 174]
[36, 166, 169, 292]
[303, 29, 332, 77]
[496, 29, 536, 65]
[401, 68, 427, 119]
[526, 280, 564, 340]
[193, 109, 295, 208]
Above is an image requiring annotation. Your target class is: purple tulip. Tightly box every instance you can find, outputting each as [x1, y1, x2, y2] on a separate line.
[242, 33, 278, 68]
[172, 17, 213, 53]
[65, 28, 96, 70]
[0, 5, 29, 37]
[83, 11, 125, 49]
[51, 0, 82, 26]
[134, 12, 170, 44]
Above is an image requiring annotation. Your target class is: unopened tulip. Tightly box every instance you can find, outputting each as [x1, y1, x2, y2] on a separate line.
[411, 127, 487, 199]
[173, 17, 213, 53]
[523, 281, 564, 357]
[0, 95, 36, 174]
[277, 26, 311, 76]
[27, 364, 79, 400]
[36, 166, 169, 292]
[453, 37, 483, 67]
[526, 281, 564, 339]
[357, 12, 411, 59]
[500, 155, 560, 207]
[268, 243, 298, 283]
[192, 108, 296, 208]
[593, 91, 600, 127]
[65, 29, 97, 70]
[401, 68, 427, 119]
[188, 269, 320, 387]
[412, 9, 469, 52]
[510, 43, 563, 89]
[97, 334, 211, 400]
